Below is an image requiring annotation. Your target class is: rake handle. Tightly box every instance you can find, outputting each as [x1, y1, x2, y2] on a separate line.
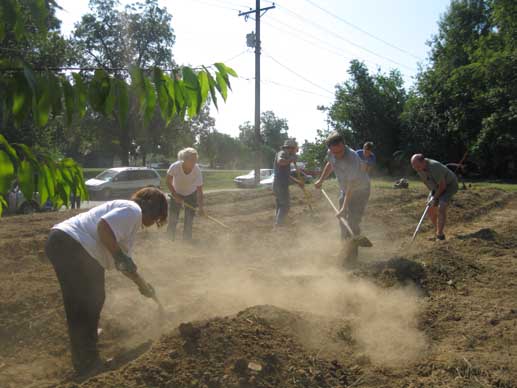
[411, 203, 431, 243]
[321, 189, 355, 236]
[182, 201, 230, 230]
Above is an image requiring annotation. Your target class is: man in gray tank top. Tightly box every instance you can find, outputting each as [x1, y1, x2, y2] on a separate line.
[411, 154, 458, 240]
[273, 139, 304, 226]
[315, 132, 371, 259]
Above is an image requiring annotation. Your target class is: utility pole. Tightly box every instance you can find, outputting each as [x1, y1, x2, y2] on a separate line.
[239, 1, 275, 185]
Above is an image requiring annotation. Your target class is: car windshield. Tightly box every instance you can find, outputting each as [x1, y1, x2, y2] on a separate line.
[95, 170, 119, 181]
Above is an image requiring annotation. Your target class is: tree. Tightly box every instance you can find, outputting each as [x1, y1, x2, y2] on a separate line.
[199, 130, 252, 169]
[328, 60, 407, 169]
[238, 110, 290, 167]
[400, 0, 517, 177]
[72, 0, 176, 164]
[0, 0, 237, 214]
[300, 129, 332, 170]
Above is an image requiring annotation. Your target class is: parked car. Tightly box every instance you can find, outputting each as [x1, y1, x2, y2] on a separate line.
[86, 167, 161, 200]
[233, 169, 273, 188]
[260, 170, 314, 189]
[4, 184, 53, 215]
[149, 161, 171, 169]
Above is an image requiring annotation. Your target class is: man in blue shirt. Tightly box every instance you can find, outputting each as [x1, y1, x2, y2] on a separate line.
[315, 132, 371, 261]
[356, 141, 376, 175]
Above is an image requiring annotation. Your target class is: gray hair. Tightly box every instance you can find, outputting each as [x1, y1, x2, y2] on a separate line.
[178, 147, 198, 162]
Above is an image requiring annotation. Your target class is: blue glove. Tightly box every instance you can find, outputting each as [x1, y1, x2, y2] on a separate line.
[114, 250, 137, 273]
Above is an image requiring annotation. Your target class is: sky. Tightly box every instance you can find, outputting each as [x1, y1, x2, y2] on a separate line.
[56, 0, 451, 144]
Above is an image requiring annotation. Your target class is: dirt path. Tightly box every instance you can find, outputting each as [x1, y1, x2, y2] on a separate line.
[0, 186, 516, 387]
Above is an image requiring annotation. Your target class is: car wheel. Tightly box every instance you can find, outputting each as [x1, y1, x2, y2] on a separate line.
[101, 188, 112, 200]
[19, 201, 38, 215]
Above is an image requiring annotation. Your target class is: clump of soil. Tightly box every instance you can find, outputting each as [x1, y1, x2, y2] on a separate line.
[457, 227, 498, 241]
[67, 306, 356, 388]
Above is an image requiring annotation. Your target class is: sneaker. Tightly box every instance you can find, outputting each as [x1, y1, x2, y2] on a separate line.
[436, 234, 446, 241]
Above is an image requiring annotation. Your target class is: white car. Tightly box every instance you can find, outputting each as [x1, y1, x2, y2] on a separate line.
[233, 169, 273, 188]
[260, 170, 314, 189]
[86, 167, 161, 200]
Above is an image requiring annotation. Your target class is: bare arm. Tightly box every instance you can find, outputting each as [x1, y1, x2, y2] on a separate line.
[166, 175, 183, 203]
[97, 219, 148, 290]
[315, 162, 334, 188]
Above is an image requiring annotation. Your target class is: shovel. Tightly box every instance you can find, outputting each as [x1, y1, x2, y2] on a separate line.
[410, 198, 433, 244]
[321, 189, 372, 247]
[133, 273, 167, 321]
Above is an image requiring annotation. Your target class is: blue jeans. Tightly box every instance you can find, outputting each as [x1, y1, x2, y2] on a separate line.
[274, 186, 290, 225]
[338, 186, 370, 239]
[168, 192, 197, 240]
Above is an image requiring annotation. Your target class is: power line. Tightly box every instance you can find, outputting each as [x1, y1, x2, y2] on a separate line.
[273, 1, 416, 71]
[303, 0, 421, 60]
[222, 49, 250, 63]
[238, 75, 333, 99]
[263, 16, 375, 64]
[262, 51, 335, 96]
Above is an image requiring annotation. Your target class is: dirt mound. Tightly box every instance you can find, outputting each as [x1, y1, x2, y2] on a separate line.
[457, 227, 498, 241]
[67, 306, 356, 388]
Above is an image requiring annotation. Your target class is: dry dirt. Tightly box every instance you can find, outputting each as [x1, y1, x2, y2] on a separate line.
[0, 184, 516, 388]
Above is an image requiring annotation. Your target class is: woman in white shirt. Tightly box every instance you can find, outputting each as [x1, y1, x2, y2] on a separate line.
[44, 187, 168, 375]
[166, 147, 205, 241]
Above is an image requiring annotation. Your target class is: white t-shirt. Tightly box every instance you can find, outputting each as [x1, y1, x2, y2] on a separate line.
[52, 200, 142, 269]
[167, 161, 203, 196]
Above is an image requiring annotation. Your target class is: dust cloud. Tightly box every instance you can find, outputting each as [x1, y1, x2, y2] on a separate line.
[102, 216, 427, 368]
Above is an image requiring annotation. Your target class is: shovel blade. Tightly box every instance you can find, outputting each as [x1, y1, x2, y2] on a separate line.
[352, 234, 373, 247]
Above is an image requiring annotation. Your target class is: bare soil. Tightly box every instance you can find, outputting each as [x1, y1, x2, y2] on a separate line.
[0, 185, 516, 388]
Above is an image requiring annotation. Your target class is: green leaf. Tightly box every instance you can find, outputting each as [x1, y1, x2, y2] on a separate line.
[215, 71, 228, 102]
[143, 76, 157, 126]
[72, 73, 87, 118]
[129, 65, 146, 108]
[163, 74, 177, 123]
[153, 67, 169, 121]
[0, 195, 7, 217]
[174, 78, 185, 117]
[0, 150, 15, 194]
[37, 164, 50, 205]
[48, 73, 62, 116]
[214, 62, 234, 90]
[113, 79, 129, 127]
[11, 73, 31, 126]
[182, 67, 201, 116]
[18, 159, 35, 202]
[88, 69, 111, 114]
[198, 71, 209, 106]
[14, 143, 38, 165]
[0, 134, 18, 165]
[62, 78, 74, 126]
[104, 77, 116, 116]
[205, 69, 218, 110]
[35, 75, 51, 126]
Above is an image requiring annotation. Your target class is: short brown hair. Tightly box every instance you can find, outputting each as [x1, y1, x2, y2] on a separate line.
[363, 142, 374, 151]
[131, 187, 168, 227]
[325, 131, 344, 147]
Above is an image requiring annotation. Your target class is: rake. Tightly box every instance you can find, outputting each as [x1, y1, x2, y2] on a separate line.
[321, 189, 372, 247]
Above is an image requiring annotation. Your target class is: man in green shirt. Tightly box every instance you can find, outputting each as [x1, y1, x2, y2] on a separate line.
[411, 154, 458, 240]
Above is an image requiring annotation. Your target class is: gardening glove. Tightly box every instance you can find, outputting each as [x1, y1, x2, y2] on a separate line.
[114, 251, 137, 274]
[139, 282, 156, 299]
